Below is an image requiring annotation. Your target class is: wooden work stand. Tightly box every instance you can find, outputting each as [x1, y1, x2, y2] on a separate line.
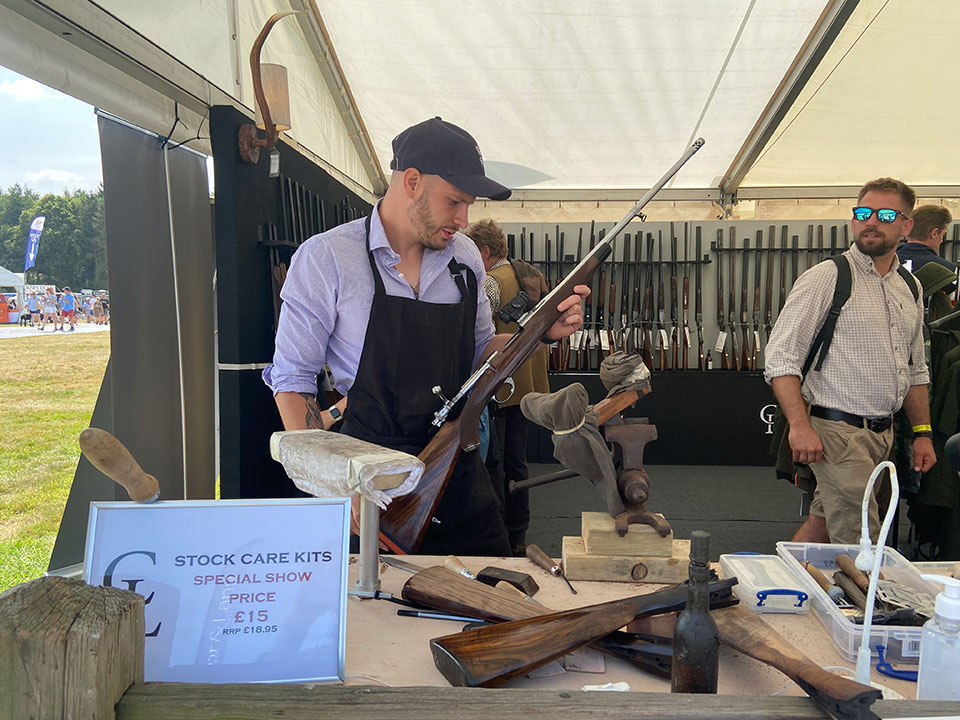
[562, 511, 690, 583]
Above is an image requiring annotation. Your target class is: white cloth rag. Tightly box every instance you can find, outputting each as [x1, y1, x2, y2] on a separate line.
[270, 430, 422, 509]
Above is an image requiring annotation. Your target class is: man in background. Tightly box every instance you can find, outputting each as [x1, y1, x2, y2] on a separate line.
[897, 205, 956, 272]
[765, 177, 935, 544]
[467, 219, 550, 555]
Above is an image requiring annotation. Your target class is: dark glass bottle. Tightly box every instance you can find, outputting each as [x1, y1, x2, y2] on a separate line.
[671, 530, 719, 693]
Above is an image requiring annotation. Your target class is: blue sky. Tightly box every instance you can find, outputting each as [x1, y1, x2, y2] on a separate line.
[0, 65, 103, 195]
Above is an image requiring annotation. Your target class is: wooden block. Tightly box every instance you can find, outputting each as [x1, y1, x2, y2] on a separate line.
[0, 576, 144, 720]
[581, 511, 674, 557]
[563, 536, 691, 583]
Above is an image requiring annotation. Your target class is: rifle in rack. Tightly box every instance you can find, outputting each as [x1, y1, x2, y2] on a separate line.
[727, 230, 740, 371]
[632, 233, 643, 354]
[641, 233, 655, 370]
[830, 225, 838, 257]
[751, 231, 762, 370]
[764, 226, 776, 340]
[792, 234, 800, 289]
[556, 229, 566, 369]
[656, 231, 667, 371]
[596, 264, 607, 366]
[507, 233, 515, 259]
[681, 224, 691, 370]
[520, 227, 526, 263]
[778, 227, 788, 319]
[379, 139, 706, 553]
[740, 236, 750, 370]
[806, 225, 814, 271]
[716, 229, 728, 369]
[694, 226, 704, 370]
[816, 224, 824, 263]
[669, 225, 679, 370]
[607, 281, 617, 357]
[621, 233, 631, 352]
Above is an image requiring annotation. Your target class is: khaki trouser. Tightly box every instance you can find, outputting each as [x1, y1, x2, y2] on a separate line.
[808, 415, 894, 544]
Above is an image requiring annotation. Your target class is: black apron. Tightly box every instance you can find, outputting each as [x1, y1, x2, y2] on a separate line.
[341, 215, 509, 556]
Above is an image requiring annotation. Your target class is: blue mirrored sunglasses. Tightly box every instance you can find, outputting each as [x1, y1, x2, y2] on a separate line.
[852, 206, 907, 223]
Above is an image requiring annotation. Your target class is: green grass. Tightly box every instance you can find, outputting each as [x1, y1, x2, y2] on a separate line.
[0, 332, 110, 591]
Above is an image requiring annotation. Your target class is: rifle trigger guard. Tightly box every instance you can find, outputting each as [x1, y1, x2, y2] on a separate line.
[494, 377, 515, 404]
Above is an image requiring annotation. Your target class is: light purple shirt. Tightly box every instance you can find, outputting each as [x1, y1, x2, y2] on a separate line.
[263, 205, 495, 397]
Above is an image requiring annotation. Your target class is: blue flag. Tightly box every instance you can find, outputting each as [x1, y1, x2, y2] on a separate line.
[24, 216, 44, 271]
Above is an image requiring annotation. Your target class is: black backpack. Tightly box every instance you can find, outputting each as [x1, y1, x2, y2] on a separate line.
[771, 255, 919, 487]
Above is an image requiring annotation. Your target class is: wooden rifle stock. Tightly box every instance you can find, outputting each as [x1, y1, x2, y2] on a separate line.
[429, 578, 736, 687]
[714, 606, 881, 720]
[402, 564, 708, 678]
[380, 140, 705, 552]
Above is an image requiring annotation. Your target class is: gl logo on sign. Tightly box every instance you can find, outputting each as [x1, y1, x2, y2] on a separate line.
[760, 404, 777, 435]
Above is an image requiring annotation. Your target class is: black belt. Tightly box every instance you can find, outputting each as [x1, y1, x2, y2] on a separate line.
[810, 406, 892, 433]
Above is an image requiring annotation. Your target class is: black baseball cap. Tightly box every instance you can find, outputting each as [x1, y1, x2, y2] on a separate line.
[390, 117, 511, 201]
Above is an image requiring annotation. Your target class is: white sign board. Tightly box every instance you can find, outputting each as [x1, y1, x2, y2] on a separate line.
[84, 498, 349, 683]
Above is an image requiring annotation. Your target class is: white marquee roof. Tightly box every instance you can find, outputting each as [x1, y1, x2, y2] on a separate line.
[1, 0, 957, 201]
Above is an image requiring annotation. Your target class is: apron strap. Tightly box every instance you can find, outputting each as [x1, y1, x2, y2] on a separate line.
[447, 258, 470, 300]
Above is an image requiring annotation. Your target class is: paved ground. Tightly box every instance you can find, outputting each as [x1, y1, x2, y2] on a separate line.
[0, 322, 110, 339]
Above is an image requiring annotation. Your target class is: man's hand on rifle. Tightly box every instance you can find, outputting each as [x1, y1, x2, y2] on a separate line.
[544, 285, 590, 341]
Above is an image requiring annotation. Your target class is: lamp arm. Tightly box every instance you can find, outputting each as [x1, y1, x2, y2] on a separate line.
[249, 10, 303, 150]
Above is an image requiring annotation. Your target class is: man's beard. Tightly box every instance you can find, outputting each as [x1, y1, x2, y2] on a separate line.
[854, 229, 898, 258]
[408, 192, 447, 250]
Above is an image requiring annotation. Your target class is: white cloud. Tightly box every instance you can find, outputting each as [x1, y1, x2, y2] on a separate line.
[23, 169, 89, 191]
[0, 77, 56, 102]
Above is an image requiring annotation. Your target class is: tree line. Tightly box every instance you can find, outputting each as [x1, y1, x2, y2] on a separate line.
[0, 184, 107, 290]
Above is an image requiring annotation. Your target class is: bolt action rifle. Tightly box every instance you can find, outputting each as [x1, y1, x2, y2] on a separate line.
[669, 224, 679, 370]
[715, 229, 728, 369]
[727, 229, 740, 371]
[656, 231, 667, 371]
[641, 233, 655, 370]
[740, 236, 751, 370]
[751, 231, 762, 370]
[379, 139, 705, 553]
[681, 223, 691, 370]
[695, 226, 704, 370]
[764, 225, 776, 341]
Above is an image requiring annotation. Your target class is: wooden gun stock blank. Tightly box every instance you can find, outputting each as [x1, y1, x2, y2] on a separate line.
[78, 428, 160, 502]
[404, 566, 735, 680]
[714, 606, 881, 720]
[429, 579, 736, 687]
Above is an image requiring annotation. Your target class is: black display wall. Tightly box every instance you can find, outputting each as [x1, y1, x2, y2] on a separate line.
[210, 105, 372, 499]
[527, 371, 777, 466]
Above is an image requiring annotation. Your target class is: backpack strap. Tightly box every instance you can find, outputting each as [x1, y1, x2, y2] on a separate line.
[896, 264, 921, 302]
[802, 255, 851, 377]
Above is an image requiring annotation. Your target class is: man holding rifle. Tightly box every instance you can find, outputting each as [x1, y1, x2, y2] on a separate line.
[263, 117, 587, 555]
[467, 218, 550, 556]
[765, 177, 935, 544]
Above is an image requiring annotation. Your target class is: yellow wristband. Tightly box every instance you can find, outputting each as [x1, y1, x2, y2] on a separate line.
[912, 424, 932, 433]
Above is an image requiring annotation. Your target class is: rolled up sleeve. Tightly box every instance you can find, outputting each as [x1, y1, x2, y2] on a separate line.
[763, 263, 835, 384]
[262, 239, 337, 395]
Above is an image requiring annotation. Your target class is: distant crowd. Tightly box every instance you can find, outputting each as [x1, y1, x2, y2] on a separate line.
[18, 287, 110, 331]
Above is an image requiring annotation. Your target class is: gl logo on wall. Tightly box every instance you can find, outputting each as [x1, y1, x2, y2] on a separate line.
[760, 404, 777, 435]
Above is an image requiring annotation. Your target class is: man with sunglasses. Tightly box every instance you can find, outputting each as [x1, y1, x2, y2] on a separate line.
[765, 177, 936, 544]
[896, 205, 956, 272]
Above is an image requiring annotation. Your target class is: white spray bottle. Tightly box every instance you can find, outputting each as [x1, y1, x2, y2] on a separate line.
[917, 574, 960, 700]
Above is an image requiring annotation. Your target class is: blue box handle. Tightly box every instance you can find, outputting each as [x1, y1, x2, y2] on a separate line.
[756, 588, 808, 608]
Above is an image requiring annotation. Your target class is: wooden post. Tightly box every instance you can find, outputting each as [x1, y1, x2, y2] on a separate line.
[0, 576, 144, 719]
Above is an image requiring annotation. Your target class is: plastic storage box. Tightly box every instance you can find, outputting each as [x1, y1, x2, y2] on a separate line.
[776, 541, 938, 664]
[719, 553, 809, 614]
